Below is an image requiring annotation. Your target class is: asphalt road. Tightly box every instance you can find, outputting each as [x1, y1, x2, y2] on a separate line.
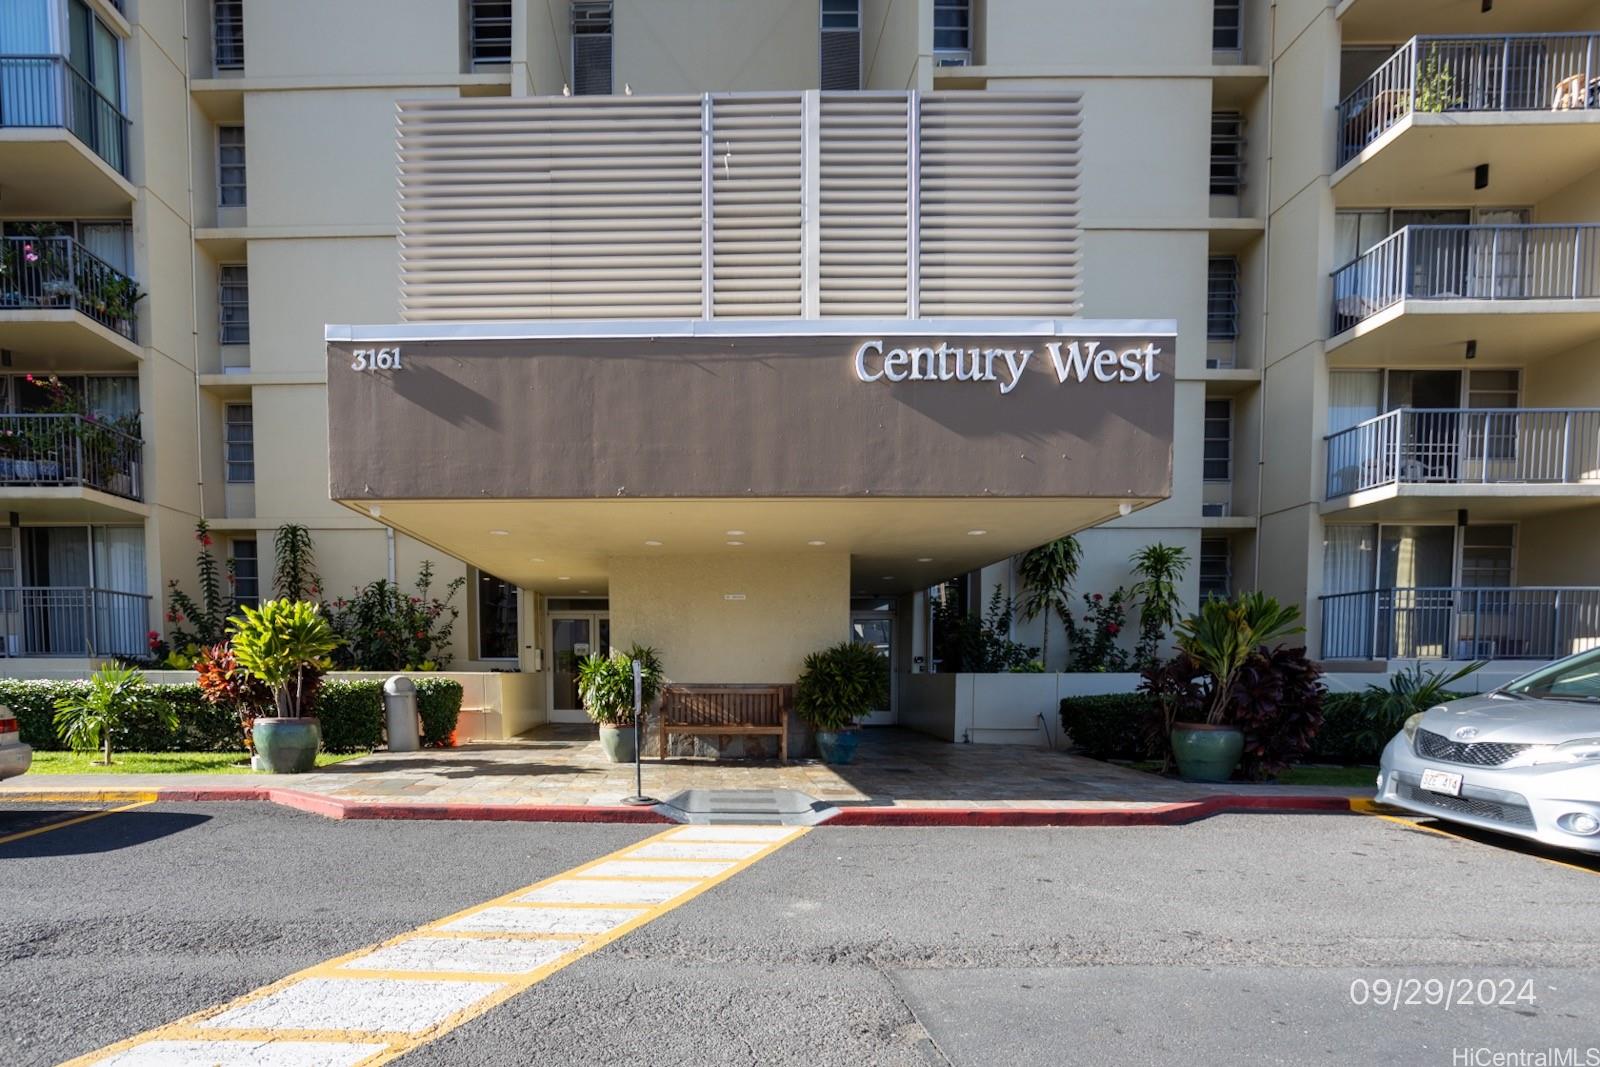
[3, 801, 1597, 1067]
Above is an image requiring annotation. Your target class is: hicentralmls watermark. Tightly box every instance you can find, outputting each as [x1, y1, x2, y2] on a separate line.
[1451, 1050, 1600, 1067]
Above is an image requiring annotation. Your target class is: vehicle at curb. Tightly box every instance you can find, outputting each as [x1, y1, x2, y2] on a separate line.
[1377, 648, 1600, 853]
[0, 705, 32, 781]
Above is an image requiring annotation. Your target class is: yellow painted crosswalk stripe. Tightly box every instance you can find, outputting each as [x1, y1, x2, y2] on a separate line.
[62, 823, 808, 1066]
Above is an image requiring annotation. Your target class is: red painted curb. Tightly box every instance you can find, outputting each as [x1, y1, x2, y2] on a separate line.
[823, 794, 1356, 827]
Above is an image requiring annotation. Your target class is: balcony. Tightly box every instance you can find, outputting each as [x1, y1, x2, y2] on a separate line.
[0, 412, 142, 504]
[0, 235, 141, 365]
[1328, 224, 1600, 363]
[1320, 586, 1600, 661]
[1334, 35, 1600, 206]
[1325, 408, 1600, 519]
[0, 586, 150, 659]
[0, 55, 134, 215]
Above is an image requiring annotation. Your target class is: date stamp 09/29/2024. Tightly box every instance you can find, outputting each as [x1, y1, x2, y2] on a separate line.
[1350, 978, 1599, 1067]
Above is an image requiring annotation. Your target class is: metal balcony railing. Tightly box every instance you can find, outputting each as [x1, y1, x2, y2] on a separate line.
[1326, 408, 1600, 498]
[1321, 586, 1600, 661]
[1338, 33, 1600, 165]
[0, 414, 142, 499]
[0, 586, 150, 659]
[0, 235, 139, 341]
[0, 55, 131, 176]
[1330, 224, 1600, 334]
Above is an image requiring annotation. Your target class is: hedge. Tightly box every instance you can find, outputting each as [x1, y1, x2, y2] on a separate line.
[0, 675, 464, 755]
[1057, 693, 1162, 761]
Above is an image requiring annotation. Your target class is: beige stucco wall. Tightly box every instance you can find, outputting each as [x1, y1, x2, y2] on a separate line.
[238, 0, 464, 80]
[608, 552, 850, 685]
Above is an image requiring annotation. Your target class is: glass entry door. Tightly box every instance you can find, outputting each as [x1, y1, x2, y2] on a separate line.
[850, 614, 895, 726]
[548, 611, 610, 721]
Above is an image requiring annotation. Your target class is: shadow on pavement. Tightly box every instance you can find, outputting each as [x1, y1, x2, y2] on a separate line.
[0, 808, 210, 857]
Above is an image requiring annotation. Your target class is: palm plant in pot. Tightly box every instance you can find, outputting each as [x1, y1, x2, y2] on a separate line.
[1167, 592, 1303, 781]
[794, 640, 889, 764]
[577, 644, 663, 763]
[229, 599, 339, 773]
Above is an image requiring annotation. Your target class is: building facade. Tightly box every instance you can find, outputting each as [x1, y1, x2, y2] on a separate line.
[1, 1, 1596, 721]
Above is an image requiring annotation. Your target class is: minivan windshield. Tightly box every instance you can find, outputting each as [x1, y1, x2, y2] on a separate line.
[1503, 648, 1600, 701]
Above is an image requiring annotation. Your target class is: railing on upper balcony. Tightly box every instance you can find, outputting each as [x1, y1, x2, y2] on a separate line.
[0, 55, 130, 176]
[1338, 33, 1600, 165]
[0, 414, 142, 500]
[1321, 586, 1600, 661]
[1329, 224, 1600, 334]
[0, 586, 150, 659]
[1326, 408, 1600, 498]
[0, 235, 139, 341]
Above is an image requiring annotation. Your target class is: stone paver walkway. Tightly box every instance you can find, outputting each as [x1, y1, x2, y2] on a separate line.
[4, 727, 1356, 810]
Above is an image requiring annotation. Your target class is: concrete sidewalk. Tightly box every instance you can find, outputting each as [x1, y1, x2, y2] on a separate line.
[0, 726, 1362, 824]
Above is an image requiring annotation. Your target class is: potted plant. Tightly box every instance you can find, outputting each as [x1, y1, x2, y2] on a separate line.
[794, 640, 888, 764]
[194, 641, 272, 763]
[229, 599, 339, 773]
[576, 644, 663, 762]
[1165, 592, 1303, 781]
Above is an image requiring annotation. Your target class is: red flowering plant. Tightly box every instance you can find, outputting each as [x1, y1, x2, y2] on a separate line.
[1062, 589, 1133, 672]
[161, 520, 238, 667]
[326, 560, 465, 671]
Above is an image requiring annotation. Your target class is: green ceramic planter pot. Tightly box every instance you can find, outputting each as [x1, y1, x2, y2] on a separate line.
[599, 723, 637, 763]
[252, 717, 321, 774]
[814, 729, 859, 765]
[1170, 723, 1243, 783]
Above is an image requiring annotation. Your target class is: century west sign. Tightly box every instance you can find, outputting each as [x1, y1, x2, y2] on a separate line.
[853, 338, 1164, 395]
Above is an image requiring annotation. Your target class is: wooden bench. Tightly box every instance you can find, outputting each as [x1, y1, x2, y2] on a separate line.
[658, 684, 793, 761]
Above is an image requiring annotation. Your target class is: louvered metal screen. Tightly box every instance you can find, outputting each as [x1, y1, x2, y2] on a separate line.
[396, 91, 1081, 321]
[820, 30, 861, 91]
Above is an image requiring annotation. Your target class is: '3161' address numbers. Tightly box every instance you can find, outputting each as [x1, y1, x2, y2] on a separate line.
[350, 347, 403, 371]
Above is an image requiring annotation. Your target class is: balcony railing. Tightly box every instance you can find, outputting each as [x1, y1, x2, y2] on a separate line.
[0, 414, 142, 499]
[0, 235, 139, 341]
[0, 55, 130, 176]
[1330, 224, 1600, 334]
[1338, 33, 1600, 165]
[0, 586, 150, 659]
[1321, 586, 1600, 660]
[1326, 408, 1600, 498]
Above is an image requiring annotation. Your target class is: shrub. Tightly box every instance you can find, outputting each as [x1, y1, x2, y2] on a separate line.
[230, 600, 339, 718]
[327, 561, 465, 671]
[795, 640, 890, 731]
[1129, 543, 1189, 670]
[577, 645, 663, 726]
[416, 677, 464, 747]
[932, 584, 1039, 673]
[317, 679, 384, 753]
[1058, 694, 1162, 760]
[1063, 590, 1133, 672]
[53, 665, 167, 765]
[5, 680, 236, 752]
[1310, 692, 1375, 765]
[1228, 646, 1326, 780]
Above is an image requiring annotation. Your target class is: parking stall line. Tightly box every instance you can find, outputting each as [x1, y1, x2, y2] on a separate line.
[0, 797, 155, 847]
[61, 822, 809, 1067]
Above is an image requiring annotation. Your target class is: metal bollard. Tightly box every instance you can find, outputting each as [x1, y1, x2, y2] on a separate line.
[382, 675, 420, 752]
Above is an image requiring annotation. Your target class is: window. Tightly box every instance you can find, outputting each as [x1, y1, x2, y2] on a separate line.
[467, 0, 512, 69]
[1199, 538, 1231, 600]
[1460, 525, 1514, 588]
[1210, 111, 1243, 196]
[231, 538, 259, 608]
[1203, 399, 1232, 481]
[218, 125, 246, 206]
[61, 0, 126, 172]
[820, 0, 861, 91]
[476, 571, 519, 659]
[933, 0, 971, 65]
[1207, 256, 1239, 346]
[225, 403, 253, 483]
[1213, 0, 1241, 53]
[213, 0, 244, 72]
[219, 264, 249, 344]
[571, 2, 613, 96]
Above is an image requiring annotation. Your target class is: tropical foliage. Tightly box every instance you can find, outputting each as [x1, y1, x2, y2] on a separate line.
[1352, 660, 1484, 757]
[794, 640, 890, 732]
[1016, 536, 1081, 669]
[932, 583, 1039, 673]
[52, 664, 170, 766]
[1063, 590, 1133, 673]
[193, 642, 271, 751]
[327, 561, 465, 671]
[1173, 591, 1305, 725]
[273, 523, 320, 602]
[1128, 543, 1189, 669]
[576, 644, 664, 726]
[229, 600, 340, 718]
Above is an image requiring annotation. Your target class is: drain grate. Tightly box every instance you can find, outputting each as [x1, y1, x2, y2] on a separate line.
[657, 789, 834, 826]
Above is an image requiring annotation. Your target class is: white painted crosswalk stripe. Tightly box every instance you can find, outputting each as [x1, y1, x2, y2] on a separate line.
[66, 824, 810, 1067]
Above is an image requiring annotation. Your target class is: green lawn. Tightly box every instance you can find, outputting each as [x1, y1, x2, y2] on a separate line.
[26, 751, 368, 775]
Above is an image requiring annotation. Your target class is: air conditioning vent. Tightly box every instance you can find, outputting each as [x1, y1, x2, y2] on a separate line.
[572, 2, 613, 96]
[1201, 502, 1230, 518]
[934, 49, 972, 67]
[821, 30, 861, 90]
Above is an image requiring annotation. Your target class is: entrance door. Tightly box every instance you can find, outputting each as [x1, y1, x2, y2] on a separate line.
[851, 614, 896, 726]
[547, 611, 610, 723]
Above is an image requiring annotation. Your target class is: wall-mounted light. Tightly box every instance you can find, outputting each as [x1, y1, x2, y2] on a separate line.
[1465, 339, 1478, 360]
[1474, 163, 1490, 190]
[1481, 0, 1492, 12]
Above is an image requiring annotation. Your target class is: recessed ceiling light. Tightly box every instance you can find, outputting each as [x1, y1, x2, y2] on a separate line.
[579, 589, 591, 593]
[917, 557, 934, 563]
[489, 529, 510, 536]
[881, 575, 895, 580]
[967, 529, 987, 536]
[725, 529, 746, 537]
[557, 576, 571, 581]
[530, 557, 545, 562]
[644, 540, 663, 546]
[807, 540, 826, 546]
[726, 540, 744, 546]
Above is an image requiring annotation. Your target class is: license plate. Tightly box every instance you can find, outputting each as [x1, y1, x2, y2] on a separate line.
[1420, 768, 1463, 797]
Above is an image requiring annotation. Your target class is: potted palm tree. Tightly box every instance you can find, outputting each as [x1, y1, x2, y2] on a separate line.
[794, 640, 889, 764]
[577, 644, 663, 762]
[229, 599, 339, 773]
[1168, 592, 1303, 781]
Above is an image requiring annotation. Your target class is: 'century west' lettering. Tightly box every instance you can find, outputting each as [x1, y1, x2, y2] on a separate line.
[853, 340, 1162, 395]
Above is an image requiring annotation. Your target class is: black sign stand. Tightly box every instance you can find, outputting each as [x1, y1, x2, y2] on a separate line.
[621, 658, 657, 807]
